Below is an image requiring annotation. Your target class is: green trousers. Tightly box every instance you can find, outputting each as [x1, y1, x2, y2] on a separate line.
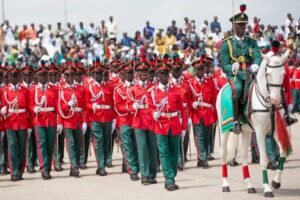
[121, 125, 139, 174]
[91, 122, 112, 169]
[135, 129, 157, 178]
[65, 128, 81, 169]
[7, 129, 27, 176]
[194, 121, 211, 161]
[35, 126, 56, 173]
[230, 76, 245, 100]
[251, 132, 279, 162]
[27, 129, 37, 168]
[157, 131, 180, 184]
[80, 126, 91, 165]
[0, 132, 8, 170]
[292, 89, 300, 113]
[53, 131, 65, 167]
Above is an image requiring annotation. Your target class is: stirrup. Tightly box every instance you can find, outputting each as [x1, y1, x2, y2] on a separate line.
[285, 114, 298, 126]
[232, 121, 242, 134]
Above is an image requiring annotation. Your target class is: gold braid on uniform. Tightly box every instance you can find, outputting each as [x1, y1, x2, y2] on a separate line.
[227, 40, 246, 72]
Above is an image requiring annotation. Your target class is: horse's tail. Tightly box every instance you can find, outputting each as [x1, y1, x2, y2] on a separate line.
[226, 132, 239, 162]
[275, 110, 292, 156]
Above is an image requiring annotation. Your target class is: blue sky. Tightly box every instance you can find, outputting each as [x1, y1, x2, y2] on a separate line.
[2, 0, 300, 36]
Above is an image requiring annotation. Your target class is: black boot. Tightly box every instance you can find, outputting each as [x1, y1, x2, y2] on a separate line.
[232, 100, 241, 134]
[285, 114, 298, 126]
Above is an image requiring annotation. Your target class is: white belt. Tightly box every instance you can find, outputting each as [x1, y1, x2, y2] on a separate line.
[74, 107, 82, 112]
[294, 79, 300, 82]
[9, 108, 26, 113]
[138, 104, 148, 109]
[198, 102, 213, 108]
[40, 107, 55, 112]
[96, 105, 111, 110]
[160, 112, 178, 118]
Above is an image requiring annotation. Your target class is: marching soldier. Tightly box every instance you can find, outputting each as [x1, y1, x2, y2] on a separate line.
[114, 64, 140, 181]
[189, 60, 217, 168]
[30, 66, 58, 179]
[85, 65, 115, 176]
[127, 61, 158, 185]
[21, 65, 38, 173]
[220, 4, 262, 133]
[148, 63, 186, 191]
[58, 65, 87, 177]
[1, 65, 30, 181]
[49, 64, 64, 171]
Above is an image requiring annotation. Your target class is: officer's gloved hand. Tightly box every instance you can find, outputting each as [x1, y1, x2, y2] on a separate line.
[82, 123, 87, 135]
[1, 106, 7, 115]
[153, 112, 160, 120]
[288, 104, 293, 113]
[40, 95, 46, 104]
[132, 102, 139, 110]
[68, 100, 76, 107]
[34, 106, 41, 114]
[181, 130, 186, 140]
[188, 118, 193, 127]
[57, 124, 63, 135]
[92, 103, 98, 112]
[250, 64, 259, 73]
[179, 117, 183, 125]
[192, 101, 199, 109]
[232, 62, 240, 75]
[27, 128, 33, 135]
[111, 119, 116, 132]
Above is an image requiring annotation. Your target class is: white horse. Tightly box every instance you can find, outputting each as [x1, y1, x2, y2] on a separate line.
[216, 49, 292, 198]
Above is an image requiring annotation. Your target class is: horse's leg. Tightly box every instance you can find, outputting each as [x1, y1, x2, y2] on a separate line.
[256, 131, 274, 197]
[271, 133, 286, 190]
[221, 132, 230, 192]
[241, 131, 256, 193]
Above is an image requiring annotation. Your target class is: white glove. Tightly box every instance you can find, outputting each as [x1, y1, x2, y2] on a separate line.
[181, 130, 186, 140]
[192, 101, 199, 109]
[1, 106, 7, 115]
[288, 104, 293, 113]
[34, 106, 41, 114]
[92, 103, 98, 111]
[111, 119, 116, 133]
[27, 128, 33, 135]
[250, 64, 259, 73]
[188, 118, 193, 127]
[132, 102, 139, 110]
[0, 131, 5, 140]
[82, 123, 87, 135]
[232, 62, 240, 74]
[57, 124, 63, 135]
[68, 100, 76, 107]
[153, 112, 160, 121]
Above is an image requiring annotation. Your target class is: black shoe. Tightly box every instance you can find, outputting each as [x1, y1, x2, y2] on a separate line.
[106, 162, 113, 168]
[80, 164, 87, 170]
[228, 159, 239, 166]
[267, 161, 277, 170]
[130, 174, 140, 181]
[27, 166, 36, 173]
[208, 154, 215, 161]
[54, 165, 63, 171]
[0, 167, 9, 175]
[165, 183, 176, 191]
[122, 164, 128, 173]
[174, 184, 179, 190]
[149, 177, 157, 184]
[178, 163, 184, 171]
[96, 168, 107, 176]
[11, 175, 19, 182]
[69, 168, 79, 177]
[141, 177, 151, 185]
[285, 115, 298, 126]
[17, 175, 24, 180]
[232, 121, 241, 134]
[42, 172, 51, 180]
[197, 160, 210, 168]
[251, 158, 259, 164]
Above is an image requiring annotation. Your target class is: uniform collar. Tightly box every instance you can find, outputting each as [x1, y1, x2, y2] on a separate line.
[125, 80, 134, 87]
[234, 35, 245, 41]
[158, 83, 169, 91]
[22, 81, 33, 87]
[37, 83, 48, 89]
[138, 80, 147, 87]
[10, 83, 20, 90]
[171, 76, 182, 84]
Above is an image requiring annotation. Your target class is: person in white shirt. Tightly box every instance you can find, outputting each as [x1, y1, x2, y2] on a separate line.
[106, 16, 118, 42]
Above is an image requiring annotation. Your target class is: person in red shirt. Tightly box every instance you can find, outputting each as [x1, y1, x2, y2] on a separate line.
[188, 60, 217, 168]
[292, 60, 300, 113]
[114, 64, 139, 181]
[58, 65, 87, 177]
[30, 67, 58, 180]
[1, 65, 30, 181]
[148, 63, 186, 191]
[85, 65, 115, 176]
[127, 61, 157, 185]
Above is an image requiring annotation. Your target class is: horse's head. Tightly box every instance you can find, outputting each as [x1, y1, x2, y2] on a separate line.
[261, 50, 290, 106]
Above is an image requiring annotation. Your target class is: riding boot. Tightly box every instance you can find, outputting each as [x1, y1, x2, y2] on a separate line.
[232, 100, 241, 133]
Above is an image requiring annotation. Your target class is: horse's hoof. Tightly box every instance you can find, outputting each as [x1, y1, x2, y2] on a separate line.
[248, 188, 256, 194]
[264, 191, 274, 198]
[222, 186, 230, 192]
[271, 180, 281, 189]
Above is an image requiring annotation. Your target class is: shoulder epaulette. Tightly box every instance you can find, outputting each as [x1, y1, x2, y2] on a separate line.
[222, 36, 233, 42]
[245, 35, 257, 41]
